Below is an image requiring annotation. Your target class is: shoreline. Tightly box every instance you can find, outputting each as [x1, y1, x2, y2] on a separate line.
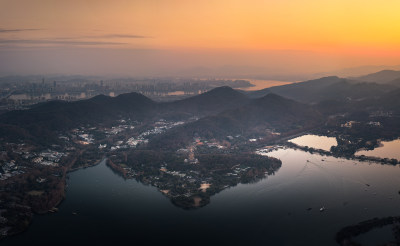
[0, 156, 105, 241]
[106, 152, 281, 210]
[279, 142, 399, 165]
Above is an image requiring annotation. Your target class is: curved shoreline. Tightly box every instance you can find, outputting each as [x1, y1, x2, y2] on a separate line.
[282, 141, 399, 165]
[0, 157, 105, 241]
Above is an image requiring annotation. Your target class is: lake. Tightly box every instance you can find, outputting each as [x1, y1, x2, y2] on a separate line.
[3, 148, 400, 246]
[355, 139, 400, 160]
[288, 134, 338, 151]
[237, 79, 293, 91]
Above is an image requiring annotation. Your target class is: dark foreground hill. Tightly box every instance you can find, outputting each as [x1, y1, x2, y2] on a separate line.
[0, 87, 253, 144]
[0, 92, 157, 143]
[1, 86, 251, 132]
[1, 92, 156, 129]
[363, 88, 400, 112]
[388, 78, 400, 87]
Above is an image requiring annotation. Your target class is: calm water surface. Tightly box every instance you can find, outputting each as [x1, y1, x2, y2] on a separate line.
[356, 139, 400, 160]
[289, 134, 338, 151]
[4, 148, 400, 246]
[237, 79, 293, 91]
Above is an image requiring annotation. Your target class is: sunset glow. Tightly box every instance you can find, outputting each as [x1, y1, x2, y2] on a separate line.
[1, 0, 400, 77]
[2, 1, 400, 245]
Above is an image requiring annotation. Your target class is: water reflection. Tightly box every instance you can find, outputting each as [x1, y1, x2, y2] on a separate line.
[353, 225, 395, 246]
[4, 149, 400, 246]
[355, 139, 400, 160]
[237, 79, 293, 91]
[288, 134, 338, 151]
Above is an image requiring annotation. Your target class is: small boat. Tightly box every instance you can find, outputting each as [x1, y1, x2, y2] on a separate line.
[319, 206, 325, 212]
[72, 212, 78, 215]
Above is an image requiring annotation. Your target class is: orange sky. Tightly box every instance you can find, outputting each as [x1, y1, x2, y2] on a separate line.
[1, 0, 399, 77]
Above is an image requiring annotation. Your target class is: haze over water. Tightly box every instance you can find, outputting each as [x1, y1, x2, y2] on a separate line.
[237, 79, 293, 91]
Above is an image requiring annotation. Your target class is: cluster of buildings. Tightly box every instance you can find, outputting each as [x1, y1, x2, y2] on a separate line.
[111, 120, 185, 150]
[256, 145, 284, 155]
[139, 120, 185, 138]
[0, 76, 251, 113]
[183, 147, 199, 164]
[369, 110, 393, 118]
[0, 144, 66, 182]
[32, 150, 66, 167]
[225, 166, 252, 177]
[341, 121, 381, 128]
[159, 167, 187, 178]
[341, 121, 359, 128]
[77, 133, 94, 145]
[125, 137, 148, 148]
[0, 161, 25, 181]
[105, 124, 134, 135]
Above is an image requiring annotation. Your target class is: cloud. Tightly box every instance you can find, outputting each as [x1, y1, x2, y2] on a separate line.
[98, 34, 151, 39]
[0, 32, 150, 48]
[53, 34, 152, 40]
[0, 28, 150, 38]
[0, 39, 127, 46]
[0, 28, 42, 33]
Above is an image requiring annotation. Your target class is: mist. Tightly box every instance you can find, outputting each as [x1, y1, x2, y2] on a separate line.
[2, 47, 395, 81]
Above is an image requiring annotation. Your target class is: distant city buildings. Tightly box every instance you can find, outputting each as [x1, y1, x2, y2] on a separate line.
[0, 76, 252, 112]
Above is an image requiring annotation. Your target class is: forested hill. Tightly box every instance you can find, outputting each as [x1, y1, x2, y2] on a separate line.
[149, 93, 323, 150]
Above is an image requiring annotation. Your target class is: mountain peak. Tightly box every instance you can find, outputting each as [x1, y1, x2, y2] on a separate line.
[89, 94, 111, 102]
[202, 86, 239, 96]
[114, 92, 155, 105]
[255, 93, 297, 107]
[166, 86, 250, 115]
[190, 86, 248, 102]
[353, 69, 400, 84]
[209, 85, 235, 91]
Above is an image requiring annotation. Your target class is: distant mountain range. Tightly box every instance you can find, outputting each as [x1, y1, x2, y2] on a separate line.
[314, 65, 400, 78]
[1, 92, 156, 129]
[350, 70, 400, 84]
[0, 92, 156, 144]
[1, 70, 400, 147]
[245, 76, 396, 104]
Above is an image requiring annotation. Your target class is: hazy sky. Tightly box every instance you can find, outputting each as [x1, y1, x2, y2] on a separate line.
[1, 0, 400, 79]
